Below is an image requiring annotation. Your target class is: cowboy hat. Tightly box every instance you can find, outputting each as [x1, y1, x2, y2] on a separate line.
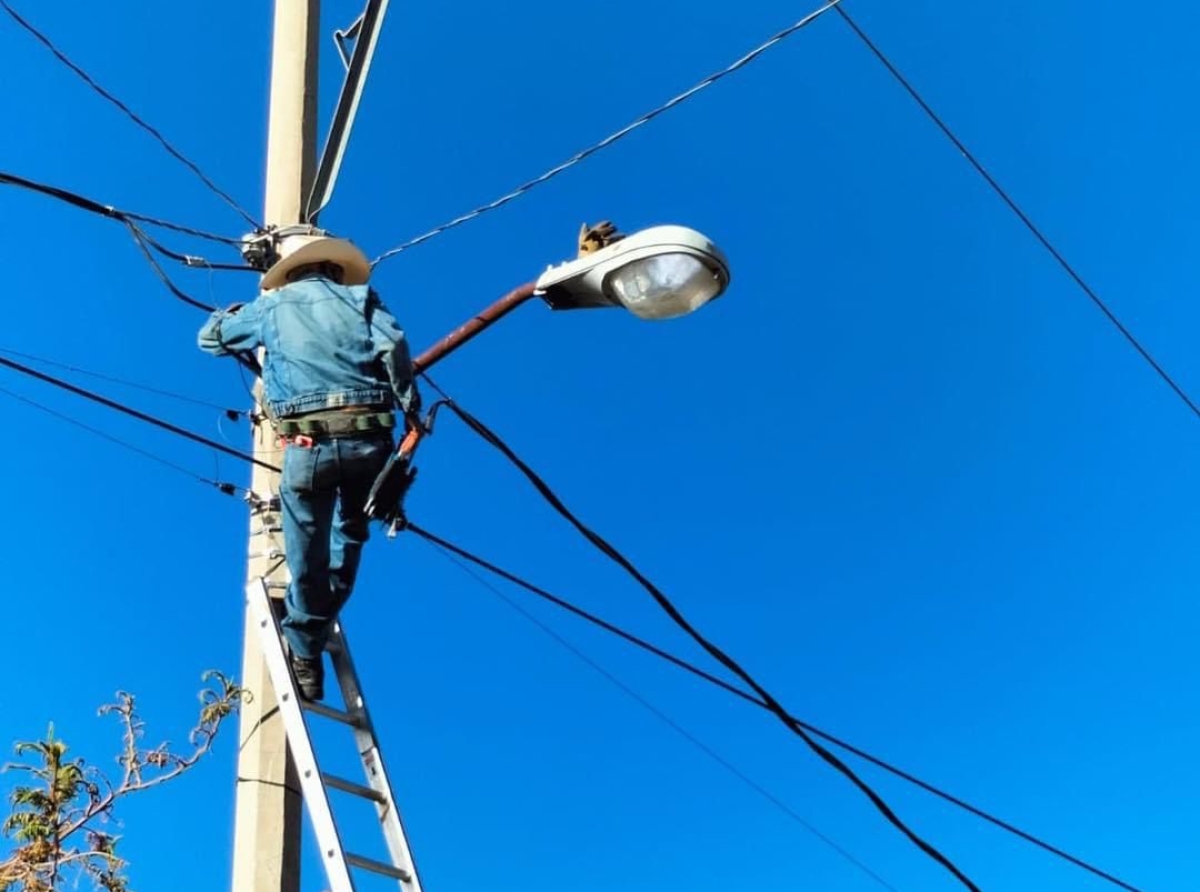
[261, 233, 371, 291]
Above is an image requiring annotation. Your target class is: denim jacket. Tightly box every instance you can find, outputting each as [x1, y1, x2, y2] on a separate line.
[197, 277, 417, 418]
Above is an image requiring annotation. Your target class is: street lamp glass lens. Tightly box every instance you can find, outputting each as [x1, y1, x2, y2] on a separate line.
[606, 254, 723, 320]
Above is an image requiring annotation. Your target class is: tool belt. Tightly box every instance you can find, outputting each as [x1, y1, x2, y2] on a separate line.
[275, 410, 395, 438]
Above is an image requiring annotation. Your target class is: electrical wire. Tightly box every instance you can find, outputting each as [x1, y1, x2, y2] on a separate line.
[0, 346, 244, 416]
[0, 170, 250, 274]
[125, 219, 218, 312]
[0, 354, 277, 473]
[0, 0, 259, 229]
[124, 221, 264, 377]
[0, 384, 242, 497]
[418, 381, 982, 891]
[832, 6, 1200, 422]
[0, 3, 1166, 875]
[122, 211, 243, 246]
[120, 219, 264, 375]
[0, 347, 1145, 892]
[0, 339, 1143, 892]
[0, 174, 262, 363]
[131, 223, 258, 273]
[371, 0, 845, 266]
[1, 168, 126, 219]
[406, 523, 1148, 892]
[420, 534, 906, 892]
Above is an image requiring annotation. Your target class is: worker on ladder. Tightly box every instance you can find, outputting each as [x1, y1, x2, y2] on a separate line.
[198, 228, 419, 701]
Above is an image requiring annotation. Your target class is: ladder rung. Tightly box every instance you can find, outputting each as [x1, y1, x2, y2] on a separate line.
[323, 773, 386, 803]
[301, 700, 363, 727]
[346, 853, 412, 882]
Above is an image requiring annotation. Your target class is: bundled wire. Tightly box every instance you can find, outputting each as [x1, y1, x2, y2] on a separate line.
[408, 523, 1149, 892]
[0, 170, 252, 278]
[0, 170, 263, 374]
[421, 376, 983, 892]
[420, 531, 906, 892]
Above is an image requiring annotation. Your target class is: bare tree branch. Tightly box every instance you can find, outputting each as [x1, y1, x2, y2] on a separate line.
[1, 672, 243, 892]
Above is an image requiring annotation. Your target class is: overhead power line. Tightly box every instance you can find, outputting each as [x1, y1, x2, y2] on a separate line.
[0, 351, 1146, 892]
[0, 170, 263, 373]
[0, 170, 252, 277]
[419, 380, 983, 892]
[421, 535, 906, 892]
[371, 0, 845, 266]
[126, 219, 256, 274]
[407, 523, 1148, 892]
[121, 211, 244, 246]
[0, 359, 900, 892]
[0, 354, 276, 473]
[2, 342, 1145, 892]
[0, 169, 242, 246]
[0, 0, 259, 228]
[0, 384, 241, 496]
[0, 346, 244, 416]
[125, 220, 220, 312]
[123, 221, 263, 375]
[832, 6, 1200, 422]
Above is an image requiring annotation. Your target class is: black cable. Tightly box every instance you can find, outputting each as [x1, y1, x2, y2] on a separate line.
[0, 384, 242, 497]
[0, 169, 121, 218]
[125, 219, 217, 312]
[0, 334, 1142, 892]
[0, 170, 249, 273]
[419, 381, 982, 892]
[0, 169, 240, 245]
[420, 534, 905, 892]
[124, 220, 264, 377]
[0, 354, 278, 474]
[123, 211, 243, 246]
[407, 523, 1149, 892]
[0, 346, 244, 416]
[408, 523, 753, 696]
[833, 7, 1200, 423]
[133, 224, 257, 272]
[0, 0, 258, 229]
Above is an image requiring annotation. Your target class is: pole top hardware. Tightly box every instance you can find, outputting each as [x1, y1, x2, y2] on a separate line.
[239, 224, 332, 273]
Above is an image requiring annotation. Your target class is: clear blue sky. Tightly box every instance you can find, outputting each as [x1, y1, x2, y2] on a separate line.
[2, 2, 1195, 890]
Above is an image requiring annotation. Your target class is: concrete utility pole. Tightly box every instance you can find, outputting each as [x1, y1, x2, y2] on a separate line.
[231, 3, 320, 891]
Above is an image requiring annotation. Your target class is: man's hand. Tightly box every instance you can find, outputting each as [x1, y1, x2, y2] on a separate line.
[578, 220, 624, 257]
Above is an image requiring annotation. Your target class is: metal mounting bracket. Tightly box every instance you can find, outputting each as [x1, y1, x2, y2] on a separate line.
[334, 13, 366, 70]
[306, 0, 392, 223]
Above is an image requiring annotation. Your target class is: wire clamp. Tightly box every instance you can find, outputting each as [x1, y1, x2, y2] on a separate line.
[245, 490, 281, 514]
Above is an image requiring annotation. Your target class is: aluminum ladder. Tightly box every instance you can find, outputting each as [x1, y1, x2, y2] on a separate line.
[246, 577, 424, 892]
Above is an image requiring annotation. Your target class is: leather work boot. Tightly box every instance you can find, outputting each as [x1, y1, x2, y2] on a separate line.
[291, 654, 325, 701]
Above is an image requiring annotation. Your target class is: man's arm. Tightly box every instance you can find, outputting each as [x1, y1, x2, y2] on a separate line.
[367, 292, 419, 415]
[198, 302, 264, 356]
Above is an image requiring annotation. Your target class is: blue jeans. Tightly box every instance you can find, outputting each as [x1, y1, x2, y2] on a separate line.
[279, 432, 392, 658]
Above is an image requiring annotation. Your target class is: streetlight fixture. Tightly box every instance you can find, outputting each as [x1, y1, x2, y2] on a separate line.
[412, 223, 730, 373]
[536, 224, 730, 320]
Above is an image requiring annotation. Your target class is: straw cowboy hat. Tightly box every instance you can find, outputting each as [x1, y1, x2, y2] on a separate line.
[261, 233, 371, 291]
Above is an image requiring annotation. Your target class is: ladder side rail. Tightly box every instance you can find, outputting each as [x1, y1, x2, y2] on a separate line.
[246, 579, 359, 892]
[328, 622, 425, 892]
